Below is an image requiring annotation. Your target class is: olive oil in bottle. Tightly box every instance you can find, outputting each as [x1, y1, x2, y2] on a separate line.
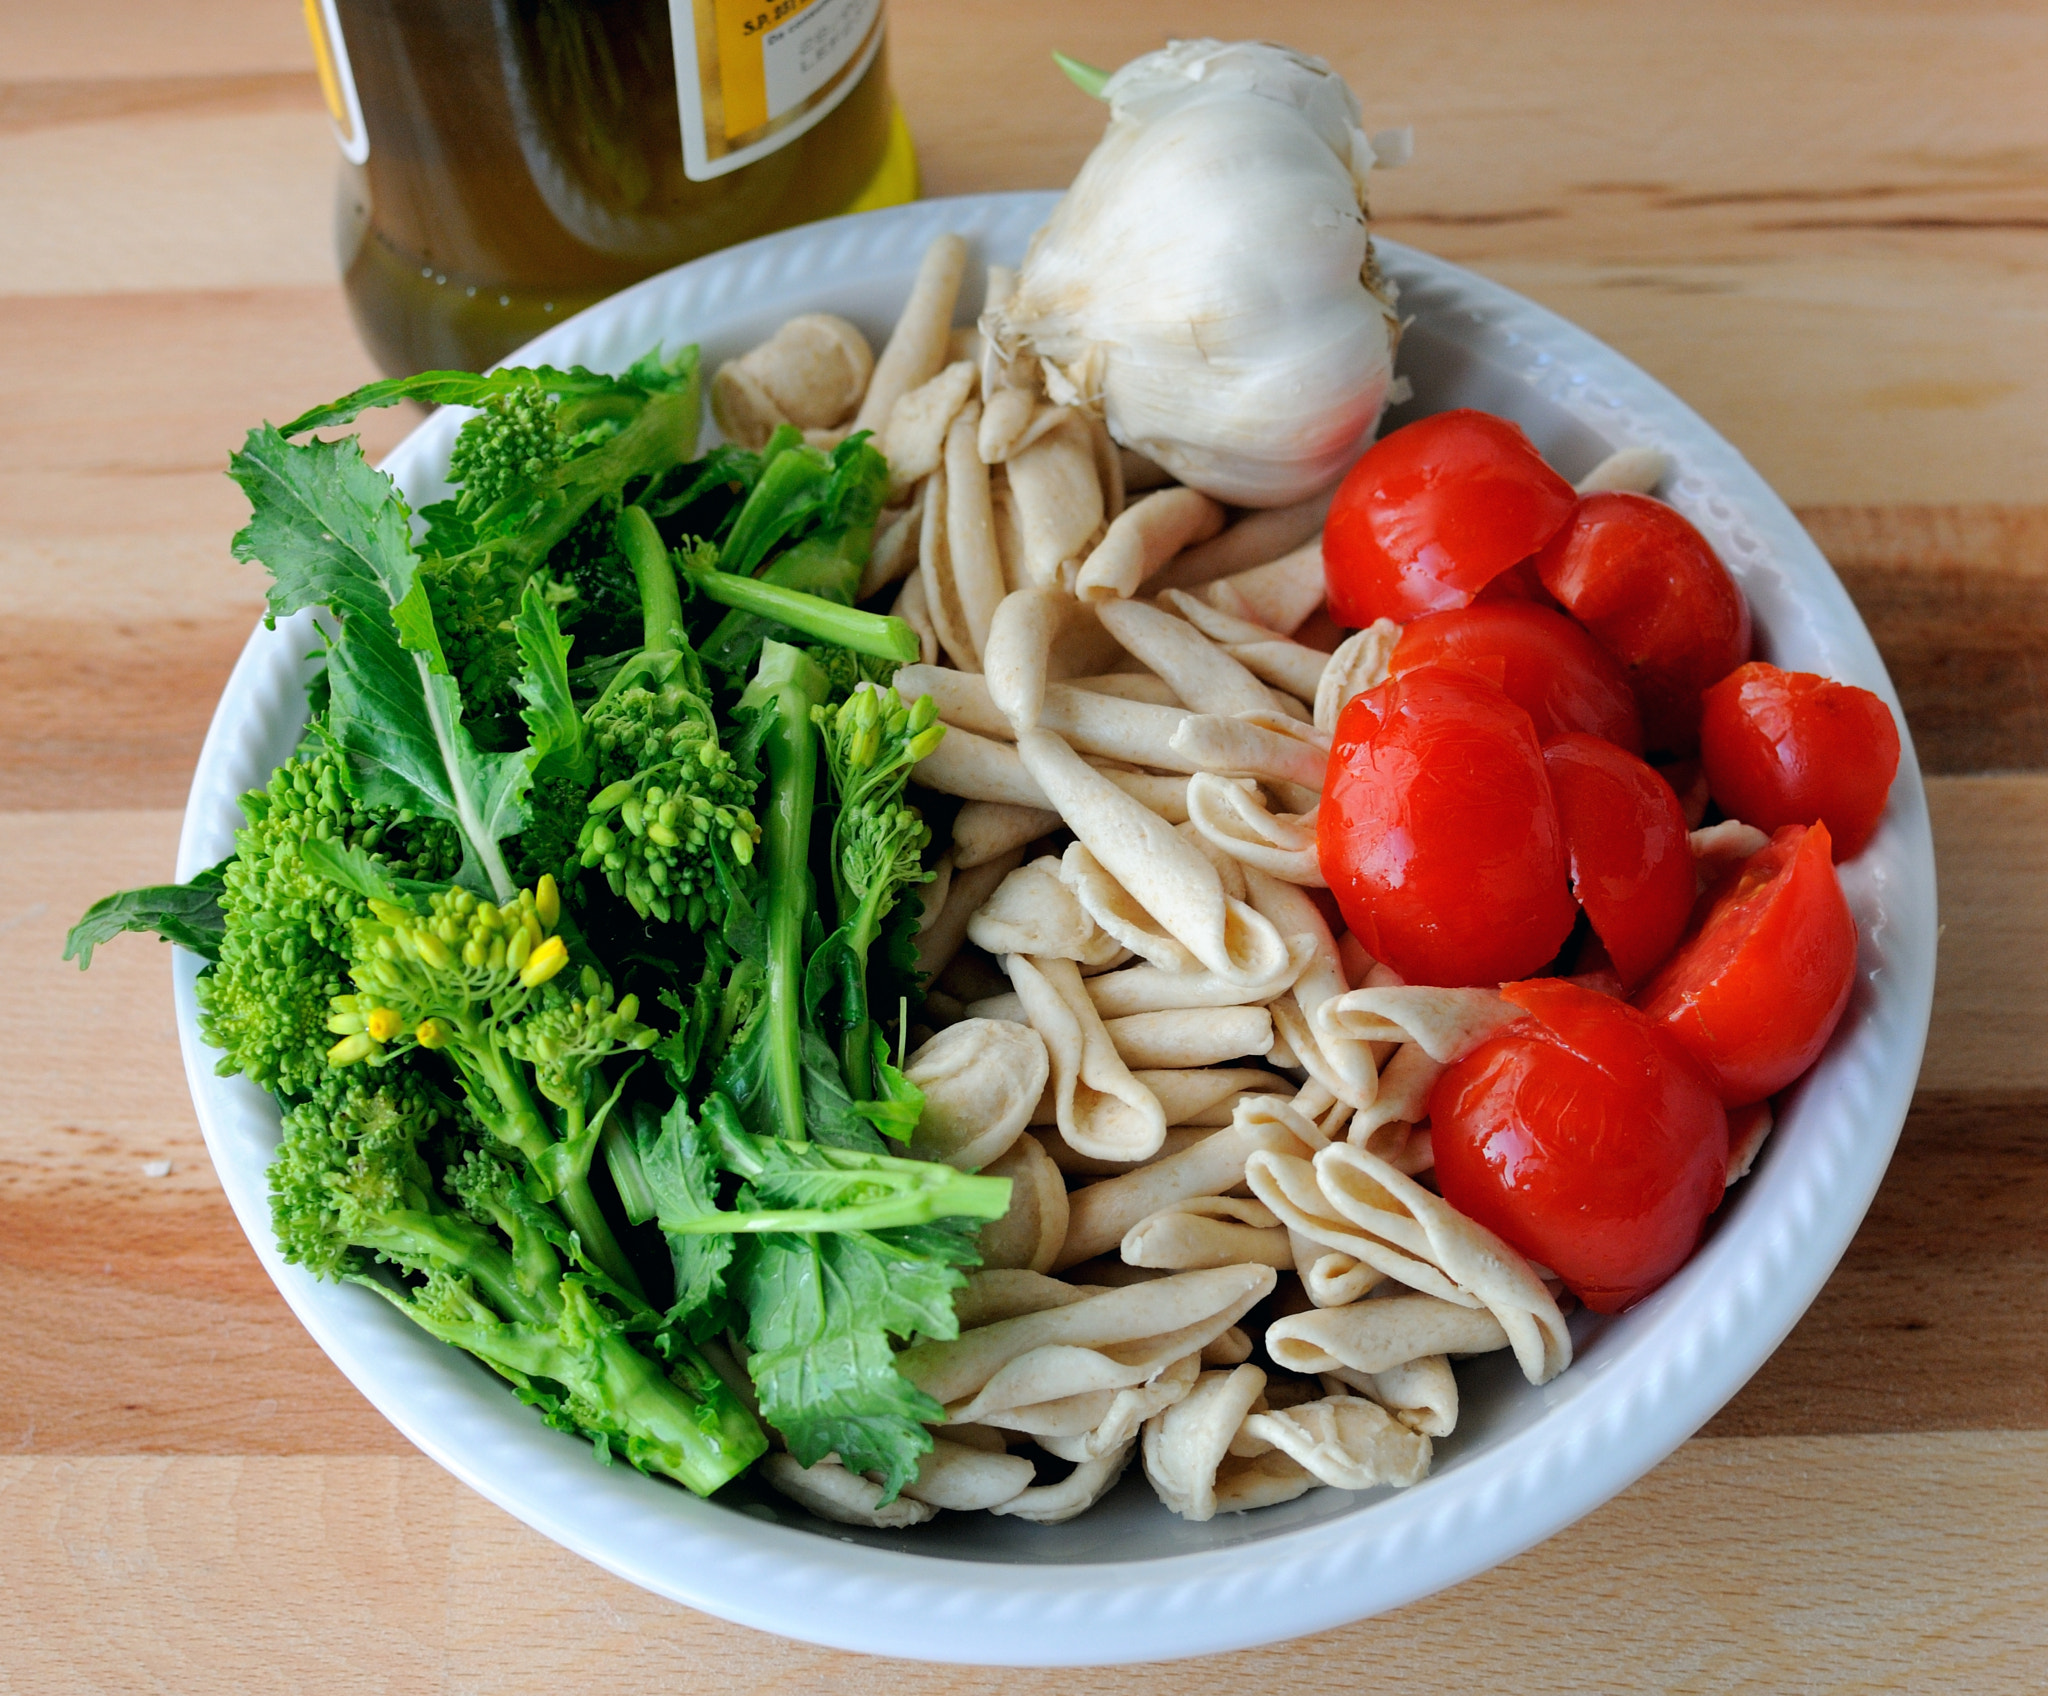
[303, 0, 915, 376]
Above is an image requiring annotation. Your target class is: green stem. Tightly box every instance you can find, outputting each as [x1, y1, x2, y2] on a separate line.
[615, 504, 684, 654]
[509, 382, 699, 567]
[468, 1046, 645, 1299]
[1052, 50, 1111, 98]
[736, 642, 831, 1145]
[360, 1212, 548, 1326]
[546, 1096, 647, 1302]
[657, 1175, 1012, 1236]
[684, 568, 919, 663]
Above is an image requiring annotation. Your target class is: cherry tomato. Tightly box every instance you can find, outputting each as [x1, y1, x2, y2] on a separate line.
[1471, 557, 1560, 609]
[1541, 734, 1696, 991]
[1532, 492, 1752, 753]
[1319, 666, 1577, 987]
[1430, 978, 1729, 1313]
[1658, 757, 1711, 829]
[1391, 602, 1645, 752]
[1634, 823, 1856, 1104]
[1323, 410, 1578, 626]
[1699, 662, 1901, 860]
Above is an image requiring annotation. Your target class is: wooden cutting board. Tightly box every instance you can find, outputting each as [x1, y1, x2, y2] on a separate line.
[4, 1, 2045, 1688]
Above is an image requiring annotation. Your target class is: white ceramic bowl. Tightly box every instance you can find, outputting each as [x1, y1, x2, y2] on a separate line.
[173, 192, 1936, 1665]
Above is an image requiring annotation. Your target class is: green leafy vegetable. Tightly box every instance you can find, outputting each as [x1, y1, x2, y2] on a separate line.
[270, 1069, 764, 1494]
[64, 866, 227, 969]
[643, 1092, 1004, 1496]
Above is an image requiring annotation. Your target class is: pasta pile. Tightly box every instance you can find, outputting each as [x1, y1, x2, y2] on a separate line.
[710, 237, 1742, 1530]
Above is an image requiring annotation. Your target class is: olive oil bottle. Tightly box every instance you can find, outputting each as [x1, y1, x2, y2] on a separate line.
[303, 0, 915, 376]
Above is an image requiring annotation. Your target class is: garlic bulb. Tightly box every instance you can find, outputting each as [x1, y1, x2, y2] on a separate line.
[985, 41, 1402, 508]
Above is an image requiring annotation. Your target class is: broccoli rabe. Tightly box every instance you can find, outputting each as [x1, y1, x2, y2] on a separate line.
[578, 657, 761, 928]
[811, 685, 945, 1099]
[329, 876, 652, 1293]
[198, 749, 460, 1097]
[445, 385, 573, 517]
[638, 1091, 1006, 1498]
[271, 1069, 764, 1494]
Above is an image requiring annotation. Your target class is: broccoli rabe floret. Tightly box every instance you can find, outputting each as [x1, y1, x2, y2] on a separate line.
[578, 661, 761, 928]
[811, 684, 945, 1096]
[447, 386, 572, 516]
[269, 1071, 765, 1494]
[329, 876, 654, 1291]
[199, 749, 460, 1097]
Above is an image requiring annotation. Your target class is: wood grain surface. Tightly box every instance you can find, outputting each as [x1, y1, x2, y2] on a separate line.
[4, 1, 2046, 1689]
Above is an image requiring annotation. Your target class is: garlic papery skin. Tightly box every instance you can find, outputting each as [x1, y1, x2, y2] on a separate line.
[985, 41, 1400, 509]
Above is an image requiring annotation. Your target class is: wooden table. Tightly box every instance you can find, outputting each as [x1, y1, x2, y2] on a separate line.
[5, 1, 2045, 1687]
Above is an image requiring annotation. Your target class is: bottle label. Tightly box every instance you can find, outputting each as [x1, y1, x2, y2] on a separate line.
[302, 0, 369, 164]
[669, 0, 883, 181]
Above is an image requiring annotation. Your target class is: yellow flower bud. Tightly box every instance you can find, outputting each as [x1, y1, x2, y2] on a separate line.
[414, 931, 455, 972]
[415, 1018, 452, 1050]
[327, 1032, 375, 1066]
[520, 935, 569, 989]
[507, 923, 534, 972]
[535, 874, 560, 930]
[326, 1011, 366, 1036]
[364, 1007, 404, 1042]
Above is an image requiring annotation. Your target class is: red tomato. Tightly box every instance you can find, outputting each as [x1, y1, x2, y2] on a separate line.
[1319, 666, 1578, 987]
[1699, 662, 1901, 860]
[1430, 978, 1730, 1313]
[1324, 410, 1578, 626]
[1634, 823, 1856, 1104]
[1541, 734, 1696, 991]
[1658, 757, 1711, 829]
[1532, 492, 1752, 753]
[1391, 602, 1645, 752]
[1471, 557, 1559, 609]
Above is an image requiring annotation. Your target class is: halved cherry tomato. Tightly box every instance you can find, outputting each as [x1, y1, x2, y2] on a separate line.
[1541, 733, 1696, 991]
[1699, 662, 1901, 860]
[1634, 822, 1856, 1104]
[1323, 410, 1578, 626]
[1391, 602, 1645, 752]
[1532, 492, 1752, 753]
[1430, 978, 1729, 1313]
[1319, 666, 1577, 987]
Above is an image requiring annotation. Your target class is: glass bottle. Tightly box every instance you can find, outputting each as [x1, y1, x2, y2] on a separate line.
[303, 0, 916, 376]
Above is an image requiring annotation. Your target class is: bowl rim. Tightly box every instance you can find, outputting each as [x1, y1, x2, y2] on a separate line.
[173, 190, 1936, 1665]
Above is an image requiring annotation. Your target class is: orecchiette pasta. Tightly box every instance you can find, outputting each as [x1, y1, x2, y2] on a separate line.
[763, 1454, 937, 1528]
[1005, 952, 1167, 1164]
[1314, 618, 1401, 736]
[1075, 487, 1226, 601]
[1017, 732, 1292, 986]
[904, 1018, 1050, 1172]
[898, 1264, 1277, 1417]
[1142, 1365, 1315, 1520]
[1194, 540, 1327, 635]
[951, 799, 1061, 868]
[968, 856, 1124, 965]
[1095, 596, 1273, 719]
[854, 231, 967, 434]
[1239, 1394, 1432, 1491]
[1122, 1196, 1294, 1271]
[1248, 1143, 1572, 1384]
[989, 1440, 1135, 1523]
[1057, 1095, 1317, 1270]
[974, 1130, 1070, 1274]
[1151, 487, 1334, 593]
